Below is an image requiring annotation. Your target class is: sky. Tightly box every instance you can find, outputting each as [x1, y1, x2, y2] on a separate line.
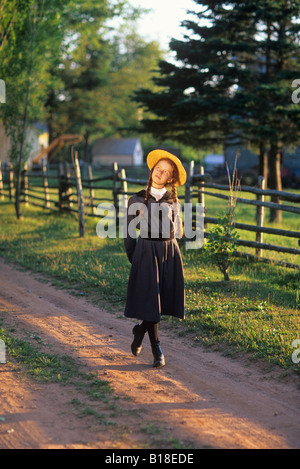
[128, 0, 198, 50]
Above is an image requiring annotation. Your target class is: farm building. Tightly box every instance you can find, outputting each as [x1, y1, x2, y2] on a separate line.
[92, 138, 143, 166]
[0, 121, 49, 166]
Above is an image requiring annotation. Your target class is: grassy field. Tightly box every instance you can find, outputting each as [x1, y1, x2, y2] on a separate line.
[0, 187, 299, 377]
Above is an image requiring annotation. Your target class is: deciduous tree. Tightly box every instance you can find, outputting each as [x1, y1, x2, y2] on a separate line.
[0, 0, 68, 218]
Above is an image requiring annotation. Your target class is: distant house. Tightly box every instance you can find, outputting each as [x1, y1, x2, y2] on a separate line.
[0, 121, 49, 166]
[92, 138, 143, 166]
[0, 122, 11, 164]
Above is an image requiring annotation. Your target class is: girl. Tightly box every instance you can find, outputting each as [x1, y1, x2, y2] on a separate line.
[124, 149, 186, 368]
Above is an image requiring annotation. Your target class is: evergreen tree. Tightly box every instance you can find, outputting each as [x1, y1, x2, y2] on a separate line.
[232, 0, 300, 222]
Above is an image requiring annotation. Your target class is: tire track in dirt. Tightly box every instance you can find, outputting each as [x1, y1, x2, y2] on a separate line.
[0, 257, 299, 449]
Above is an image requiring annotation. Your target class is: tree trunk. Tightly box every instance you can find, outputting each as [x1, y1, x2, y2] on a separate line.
[84, 131, 90, 163]
[15, 80, 30, 220]
[73, 151, 85, 238]
[222, 267, 230, 281]
[14, 162, 22, 220]
[13, 8, 35, 219]
[268, 142, 282, 224]
[46, 90, 56, 162]
[258, 141, 268, 184]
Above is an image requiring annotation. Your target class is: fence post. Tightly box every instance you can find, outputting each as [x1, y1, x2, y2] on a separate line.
[64, 161, 73, 209]
[120, 168, 127, 198]
[183, 161, 194, 245]
[58, 163, 64, 211]
[0, 162, 3, 200]
[256, 176, 265, 257]
[198, 165, 205, 205]
[8, 163, 14, 201]
[119, 168, 128, 230]
[185, 160, 194, 205]
[88, 165, 96, 215]
[42, 160, 50, 209]
[112, 162, 119, 228]
[73, 151, 85, 238]
[23, 162, 28, 206]
[198, 165, 207, 236]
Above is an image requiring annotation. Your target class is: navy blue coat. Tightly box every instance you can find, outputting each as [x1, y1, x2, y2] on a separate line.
[124, 190, 185, 323]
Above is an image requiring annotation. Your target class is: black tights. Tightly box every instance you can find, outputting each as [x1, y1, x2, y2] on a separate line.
[140, 321, 159, 344]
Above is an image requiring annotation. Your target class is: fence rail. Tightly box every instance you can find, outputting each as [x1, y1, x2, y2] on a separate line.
[0, 159, 299, 266]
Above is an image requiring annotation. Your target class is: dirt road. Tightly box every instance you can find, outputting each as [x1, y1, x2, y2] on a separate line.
[0, 257, 299, 449]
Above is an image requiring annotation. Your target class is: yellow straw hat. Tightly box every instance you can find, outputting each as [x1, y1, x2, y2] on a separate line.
[147, 149, 187, 187]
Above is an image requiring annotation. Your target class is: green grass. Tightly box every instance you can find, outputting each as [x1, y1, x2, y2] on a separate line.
[183, 248, 299, 368]
[0, 330, 75, 382]
[0, 197, 299, 376]
[0, 319, 112, 397]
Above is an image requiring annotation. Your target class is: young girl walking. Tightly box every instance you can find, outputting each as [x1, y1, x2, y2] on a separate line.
[124, 149, 186, 368]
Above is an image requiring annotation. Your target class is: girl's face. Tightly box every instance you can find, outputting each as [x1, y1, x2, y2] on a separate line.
[152, 159, 174, 189]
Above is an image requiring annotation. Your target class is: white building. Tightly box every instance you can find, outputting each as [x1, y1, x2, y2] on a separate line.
[0, 121, 49, 166]
[92, 138, 143, 166]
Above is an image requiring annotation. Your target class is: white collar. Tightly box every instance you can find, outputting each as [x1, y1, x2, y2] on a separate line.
[150, 186, 167, 201]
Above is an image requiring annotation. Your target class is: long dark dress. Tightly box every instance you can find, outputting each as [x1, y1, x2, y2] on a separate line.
[124, 189, 185, 323]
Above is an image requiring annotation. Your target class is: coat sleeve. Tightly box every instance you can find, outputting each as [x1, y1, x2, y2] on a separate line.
[124, 195, 140, 263]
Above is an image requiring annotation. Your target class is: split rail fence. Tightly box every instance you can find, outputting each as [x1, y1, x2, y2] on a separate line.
[0, 158, 299, 266]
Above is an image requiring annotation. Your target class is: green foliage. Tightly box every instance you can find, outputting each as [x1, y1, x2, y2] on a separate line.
[204, 212, 240, 281]
[0, 0, 68, 134]
[205, 161, 241, 281]
[0, 0, 71, 217]
[50, 0, 114, 147]
[54, 27, 164, 150]
[0, 0, 164, 161]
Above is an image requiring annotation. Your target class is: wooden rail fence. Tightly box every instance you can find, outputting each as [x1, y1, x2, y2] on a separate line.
[0, 159, 299, 265]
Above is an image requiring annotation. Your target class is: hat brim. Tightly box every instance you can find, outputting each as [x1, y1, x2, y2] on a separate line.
[147, 149, 187, 187]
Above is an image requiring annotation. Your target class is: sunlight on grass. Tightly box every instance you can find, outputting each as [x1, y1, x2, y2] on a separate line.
[0, 200, 299, 374]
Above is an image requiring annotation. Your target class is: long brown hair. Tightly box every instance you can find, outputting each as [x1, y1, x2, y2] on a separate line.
[144, 159, 179, 204]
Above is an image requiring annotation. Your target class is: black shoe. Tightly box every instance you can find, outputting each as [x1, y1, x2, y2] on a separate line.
[131, 324, 145, 356]
[151, 342, 165, 368]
